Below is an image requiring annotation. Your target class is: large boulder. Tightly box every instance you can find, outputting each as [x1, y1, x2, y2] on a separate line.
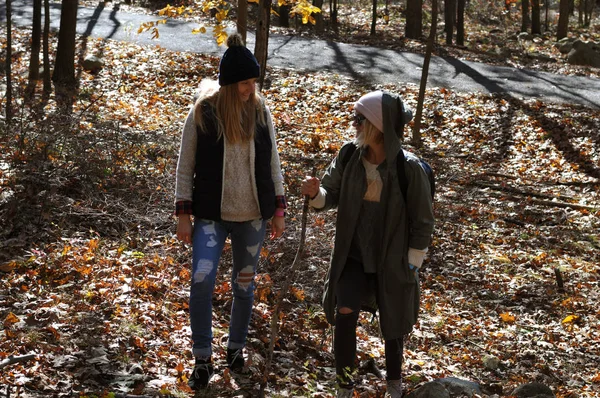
[567, 40, 600, 68]
[511, 382, 555, 398]
[405, 378, 482, 398]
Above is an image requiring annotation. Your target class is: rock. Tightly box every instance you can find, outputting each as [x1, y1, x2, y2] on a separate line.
[405, 382, 451, 398]
[518, 32, 534, 41]
[557, 41, 574, 54]
[405, 378, 482, 398]
[82, 55, 104, 73]
[436, 377, 482, 397]
[483, 355, 501, 370]
[512, 382, 555, 398]
[567, 40, 600, 68]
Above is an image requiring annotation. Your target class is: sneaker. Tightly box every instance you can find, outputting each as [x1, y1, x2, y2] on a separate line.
[188, 356, 214, 390]
[337, 386, 354, 398]
[226, 348, 244, 372]
[386, 378, 402, 398]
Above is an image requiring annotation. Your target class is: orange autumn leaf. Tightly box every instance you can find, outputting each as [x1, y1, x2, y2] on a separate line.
[4, 313, 20, 327]
[500, 312, 516, 323]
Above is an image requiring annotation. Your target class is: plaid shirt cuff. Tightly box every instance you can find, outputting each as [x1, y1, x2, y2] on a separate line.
[275, 195, 287, 217]
[175, 201, 193, 216]
[276, 195, 287, 209]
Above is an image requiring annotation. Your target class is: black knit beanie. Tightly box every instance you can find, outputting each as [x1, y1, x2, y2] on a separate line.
[218, 33, 260, 86]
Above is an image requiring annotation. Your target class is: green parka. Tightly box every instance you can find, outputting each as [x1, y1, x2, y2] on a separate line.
[316, 92, 435, 340]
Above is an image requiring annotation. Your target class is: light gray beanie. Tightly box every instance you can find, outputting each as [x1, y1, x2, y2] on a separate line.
[354, 91, 384, 132]
[354, 90, 414, 134]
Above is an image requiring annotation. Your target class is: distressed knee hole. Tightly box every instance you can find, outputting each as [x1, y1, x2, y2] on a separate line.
[193, 259, 215, 283]
[235, 265, 255, 291]
[338, 307, 354, 315]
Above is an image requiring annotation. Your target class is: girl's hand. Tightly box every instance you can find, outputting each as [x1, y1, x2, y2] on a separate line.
[270, 216, 285, 239]
[300, 176, 321, 199]
[176, 215, 193, 244]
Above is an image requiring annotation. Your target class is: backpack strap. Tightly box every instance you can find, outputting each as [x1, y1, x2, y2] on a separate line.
[339, 142, 358, 169]
[396, 150, 409, 204]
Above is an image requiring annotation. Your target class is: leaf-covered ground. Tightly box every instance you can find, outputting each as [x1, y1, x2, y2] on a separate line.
[1, 13, 600, 398]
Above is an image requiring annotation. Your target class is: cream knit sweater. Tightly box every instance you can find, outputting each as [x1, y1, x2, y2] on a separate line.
[175, 105, 285, 221]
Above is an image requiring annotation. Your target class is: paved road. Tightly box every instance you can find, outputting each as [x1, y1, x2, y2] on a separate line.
[3, 0, 600, 109]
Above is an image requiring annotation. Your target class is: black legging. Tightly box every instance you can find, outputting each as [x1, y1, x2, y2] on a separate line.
[334, 258, 404, 385]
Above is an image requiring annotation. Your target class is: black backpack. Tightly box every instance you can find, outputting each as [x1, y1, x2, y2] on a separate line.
[340, 143, 435, 204]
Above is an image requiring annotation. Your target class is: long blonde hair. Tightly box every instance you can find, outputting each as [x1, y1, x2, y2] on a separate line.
[193, 79, 266, 144]
[357, 118, 384, 148]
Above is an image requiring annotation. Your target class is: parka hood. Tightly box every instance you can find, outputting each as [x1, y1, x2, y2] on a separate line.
[381, 91, 413, 168]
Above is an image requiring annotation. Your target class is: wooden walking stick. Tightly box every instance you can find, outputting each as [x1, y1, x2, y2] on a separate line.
[259, 168, 316, 397]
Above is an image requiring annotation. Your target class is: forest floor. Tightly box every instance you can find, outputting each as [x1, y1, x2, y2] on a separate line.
[1, 3, 600, 398]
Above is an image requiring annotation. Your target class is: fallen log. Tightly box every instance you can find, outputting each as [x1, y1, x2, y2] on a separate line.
[0, 354, 37, 369]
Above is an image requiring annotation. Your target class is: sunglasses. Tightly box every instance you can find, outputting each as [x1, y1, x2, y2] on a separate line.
[353, 114, 366, 125]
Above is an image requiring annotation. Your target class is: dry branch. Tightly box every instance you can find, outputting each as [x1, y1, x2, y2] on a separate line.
[0, 354, 37, 369]
[472, 181, 596, 211]
[259, 168, 316, 397]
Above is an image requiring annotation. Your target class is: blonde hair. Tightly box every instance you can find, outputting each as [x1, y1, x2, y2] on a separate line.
[193, 79, 266, 144]
[358, 118, 384, 148]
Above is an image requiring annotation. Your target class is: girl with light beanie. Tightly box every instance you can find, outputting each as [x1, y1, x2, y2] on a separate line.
[174, 33, 286, 390]
[301, 91, 434, 397]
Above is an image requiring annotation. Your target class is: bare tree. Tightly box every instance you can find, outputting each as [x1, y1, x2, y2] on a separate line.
[27, 0, 43, 99]
[43, 0, 51, 96]
[52, 0, 79, 109]
[370, 0, 377, 36]
[544, 0, 550, 31]
[405, 0, 422, 39]
[531, 0, 541, 34]
[237, 0, 248, 43]
[412, 0, 438, 147]
[277, 3, 291, 27]
[313, 0, 324, 33]
[521, 0, 530, 32]
[330, 0, 338, 30]
[254, 0, 271, 88]
[557, 0, 570, 39]
[5, 0, 13, 124]
[445, 0, 456, 45]
[456, 0, 466, 46]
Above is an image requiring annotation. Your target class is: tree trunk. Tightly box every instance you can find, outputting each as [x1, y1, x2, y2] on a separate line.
[52, 0, 78, 110]
[456, 0, 465, 46]
[27, 0, 42, 100]
[412, 0, 438, 147]
[330, 0, 338, 30]
[405, 0, 422, 39]
[237, 0, 248, 43]
[43, 0, 52, 96]
[445, 0, 456, 45]
[254, 0, 271, 89]
[278, 4, 290, 27]
[521, 0, 530, 32]
[578, 0, 584, 26]
[557, 0, 570, 39]
[584, 0, 594, 26]
[370, 0, 377, 36]
[313, 0, 324, 33]
[531, 0, 541, 34]
[5, 0, 13, 124]
[544, 0, 549, 31]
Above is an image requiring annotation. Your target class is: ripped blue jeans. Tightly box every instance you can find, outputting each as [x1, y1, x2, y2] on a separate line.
[189, 218, 267, 358]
